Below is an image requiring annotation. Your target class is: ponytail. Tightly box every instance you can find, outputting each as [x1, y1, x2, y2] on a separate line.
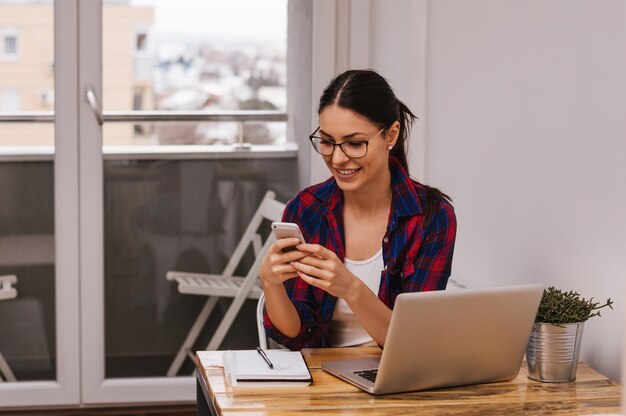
[392, 97, 452, 225]
[390, 98, 416, 174]
[392, 95, 452, 227]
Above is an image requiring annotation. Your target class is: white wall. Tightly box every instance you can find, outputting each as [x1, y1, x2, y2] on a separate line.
[370, 0, 427, 182]
[426, 0, 626, 381]
[310, 0, 626, 382]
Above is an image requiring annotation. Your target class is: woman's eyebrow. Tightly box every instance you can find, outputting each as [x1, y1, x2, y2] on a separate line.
[319, 129, 368, 140]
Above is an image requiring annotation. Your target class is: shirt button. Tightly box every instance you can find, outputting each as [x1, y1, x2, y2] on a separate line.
[383, 237, 389, 243]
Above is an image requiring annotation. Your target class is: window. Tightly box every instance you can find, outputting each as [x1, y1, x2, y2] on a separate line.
[133, 24, 149, 57]
[37, 89, 55, 107]
[132, 87, 146, 135]
[1, 28, 19, 60]
[134, 31, 147, 54]
[103, 0, 287, 146]
[1, 88, 21, 111]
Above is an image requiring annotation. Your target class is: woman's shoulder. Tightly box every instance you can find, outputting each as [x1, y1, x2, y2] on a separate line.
[283, 177, 336, 218]
[286, 178, 335, 206]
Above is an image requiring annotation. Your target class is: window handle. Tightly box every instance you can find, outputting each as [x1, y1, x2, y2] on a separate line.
[85, 85, 104, 126]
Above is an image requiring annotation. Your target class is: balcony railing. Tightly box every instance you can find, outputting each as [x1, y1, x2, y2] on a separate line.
[0, 110, 292, 162]
[0, 110, 287, 123]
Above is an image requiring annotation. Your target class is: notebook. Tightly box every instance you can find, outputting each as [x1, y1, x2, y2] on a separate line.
[322, 284, 544, 395]
[221, 349, 312, 387]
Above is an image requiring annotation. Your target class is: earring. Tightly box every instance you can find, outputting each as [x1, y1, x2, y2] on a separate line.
[388, 145, 393, 150]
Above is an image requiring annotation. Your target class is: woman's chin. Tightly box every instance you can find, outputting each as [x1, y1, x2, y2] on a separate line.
[334, 175, 362, 192]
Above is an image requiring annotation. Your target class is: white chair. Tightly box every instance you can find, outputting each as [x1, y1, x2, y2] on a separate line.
[256, 293, 287, 350]
[0, 275, 17, 382]
[256, 292, 269, 350]
[166, 190, 285, 376]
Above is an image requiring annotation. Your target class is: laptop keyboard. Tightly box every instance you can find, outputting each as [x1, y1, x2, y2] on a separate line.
[353, 369, 378, 383]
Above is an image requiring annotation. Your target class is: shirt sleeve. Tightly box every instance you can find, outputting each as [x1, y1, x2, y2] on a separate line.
[262, 193, 327, 350]
[404, 199, 457, 293]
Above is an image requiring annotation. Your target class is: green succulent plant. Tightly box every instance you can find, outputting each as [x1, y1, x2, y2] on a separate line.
[535, 287, 613, 325]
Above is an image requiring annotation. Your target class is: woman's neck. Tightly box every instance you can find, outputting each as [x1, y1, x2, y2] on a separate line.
[343, 167, 392, 217]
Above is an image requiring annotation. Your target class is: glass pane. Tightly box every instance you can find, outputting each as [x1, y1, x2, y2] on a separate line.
[102, 1, 290, 378]
[0, 2, 54, 147]
[103, 155, 298, 377]
[0, 1, 56, 383]
[102, 0, 287, 146]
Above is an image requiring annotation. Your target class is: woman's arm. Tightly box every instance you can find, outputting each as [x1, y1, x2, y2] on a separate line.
[262, 283, 301, 338]
[344, 280, 392, 346]
[259, 238, 306, 338]
[290, 244, 392, 346]
[262, 193, 333, 350]
[402, 198, 457, 294]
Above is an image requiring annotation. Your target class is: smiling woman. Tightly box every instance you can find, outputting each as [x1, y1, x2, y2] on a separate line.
[260, 69, 458, 351]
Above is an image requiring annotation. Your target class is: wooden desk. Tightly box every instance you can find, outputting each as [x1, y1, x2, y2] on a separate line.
[195, 347, 622, 415]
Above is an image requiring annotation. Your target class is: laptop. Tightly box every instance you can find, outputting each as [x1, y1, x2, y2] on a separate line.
[321, 284, 543, 395]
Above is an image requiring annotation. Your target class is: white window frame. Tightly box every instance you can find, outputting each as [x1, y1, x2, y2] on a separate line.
[1, 28, 20, 60]
[0, 1, 81, 408]
[80, 0, 298, 404]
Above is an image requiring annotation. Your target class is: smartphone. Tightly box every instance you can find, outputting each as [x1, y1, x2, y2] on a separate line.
[271, 222, 306, 252]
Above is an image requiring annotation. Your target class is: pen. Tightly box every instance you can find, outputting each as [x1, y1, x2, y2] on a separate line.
[256, 346, 274, 369]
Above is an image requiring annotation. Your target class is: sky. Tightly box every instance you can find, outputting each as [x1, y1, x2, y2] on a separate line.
[130, 0, 287, 41]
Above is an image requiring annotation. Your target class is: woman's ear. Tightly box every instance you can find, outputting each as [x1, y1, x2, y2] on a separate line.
[387, 121, 401, 148]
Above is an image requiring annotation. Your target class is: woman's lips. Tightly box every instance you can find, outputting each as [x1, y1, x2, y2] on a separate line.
[335, 167, 360, 179]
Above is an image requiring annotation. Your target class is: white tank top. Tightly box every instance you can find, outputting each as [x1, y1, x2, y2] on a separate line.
[328, 249, 384, 347]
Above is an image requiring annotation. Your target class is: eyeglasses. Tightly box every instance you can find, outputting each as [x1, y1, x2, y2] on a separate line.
[309, 127, 386, 159]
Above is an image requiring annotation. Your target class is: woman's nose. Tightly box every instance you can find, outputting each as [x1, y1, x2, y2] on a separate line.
[332, 145, 350, 163]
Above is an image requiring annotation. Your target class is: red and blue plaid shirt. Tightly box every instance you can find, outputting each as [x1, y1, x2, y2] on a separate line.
[264, 157, 457, 350]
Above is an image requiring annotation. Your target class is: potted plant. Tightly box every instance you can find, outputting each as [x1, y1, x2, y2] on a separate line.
[526, 286, 613, 382]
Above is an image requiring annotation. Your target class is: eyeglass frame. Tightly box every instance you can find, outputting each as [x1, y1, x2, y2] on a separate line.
[308, 126, 387, 159]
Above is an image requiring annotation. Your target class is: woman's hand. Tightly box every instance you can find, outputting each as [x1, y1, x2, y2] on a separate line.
[259, 238, 310, 288]
[290, 243, 363, 302]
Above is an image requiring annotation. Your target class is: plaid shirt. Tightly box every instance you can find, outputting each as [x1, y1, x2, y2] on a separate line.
[264, 157, 457, 350]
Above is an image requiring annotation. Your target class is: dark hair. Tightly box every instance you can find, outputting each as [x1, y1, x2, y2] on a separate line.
[318, 69, 452, 220]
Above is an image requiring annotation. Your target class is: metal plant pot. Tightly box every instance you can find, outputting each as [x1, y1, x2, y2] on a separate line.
[526, 322, 584, 382]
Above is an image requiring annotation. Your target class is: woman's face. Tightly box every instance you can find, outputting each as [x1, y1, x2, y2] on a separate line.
[318, 105, 396, 194]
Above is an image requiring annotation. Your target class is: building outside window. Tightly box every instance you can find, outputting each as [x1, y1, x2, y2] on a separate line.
[0, 2, 287, 148]
[110, 0, 288, 147]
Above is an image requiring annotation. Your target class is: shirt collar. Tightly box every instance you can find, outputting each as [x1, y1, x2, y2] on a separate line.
[389, 156, 423, 218]
[311, 157, 423, 217]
